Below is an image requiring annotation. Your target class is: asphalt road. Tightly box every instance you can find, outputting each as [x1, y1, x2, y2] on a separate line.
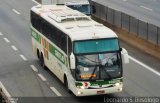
[0, 0, 160, 103]
[93, 0, 160, 27]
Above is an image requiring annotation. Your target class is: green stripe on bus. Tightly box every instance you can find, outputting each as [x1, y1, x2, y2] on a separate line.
[75, 78, 122, 86]
[90, 78, 122, 86]
[31, 29, 41, 43]
[31, 29, 66, 65]
[49, 43, 65, 64]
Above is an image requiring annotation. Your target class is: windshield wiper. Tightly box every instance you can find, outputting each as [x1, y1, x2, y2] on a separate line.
[89, 65, 98, 81]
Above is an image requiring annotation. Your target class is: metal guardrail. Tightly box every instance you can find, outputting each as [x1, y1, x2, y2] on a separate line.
[1, 87, 8, 103]
[0, 88, 18, 103]
[0, 82, 17, 103]
[91, 1, 160, 47]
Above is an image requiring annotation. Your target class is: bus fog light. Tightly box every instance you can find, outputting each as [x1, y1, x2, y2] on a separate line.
[118, 87, 123, 91]
[115, 83, 120, 86]
[78, 91, 83, 95]
[78, 91, 81, 95]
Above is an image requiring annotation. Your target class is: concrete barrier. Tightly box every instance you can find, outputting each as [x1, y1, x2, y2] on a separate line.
[92, 15, 160, 60]
[0, 82, 14, 103]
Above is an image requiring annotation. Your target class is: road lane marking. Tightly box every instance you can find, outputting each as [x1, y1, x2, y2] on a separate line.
[12, 9, 21, 15]
[140, 6, 153, 11]
[50, 87, 62, 96]
[38, 74, 47, 81]
[11, 45, 18, 51]
[3, 37, 10, 43]
[20, 54, 27, 61]
[32, 0, 40, 4]
[129, 56, 160, 76]
[30, 65, 38, 72]
[0, 81, 11, 98]
[0, 32, 3, 36]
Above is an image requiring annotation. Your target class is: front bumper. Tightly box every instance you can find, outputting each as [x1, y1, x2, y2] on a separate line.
[73, 84, 123, 96]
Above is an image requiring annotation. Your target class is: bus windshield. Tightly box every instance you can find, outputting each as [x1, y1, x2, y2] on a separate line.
[75, 52, 122, 81]
[74, 38, 122, 81]
[67, 5, 91, 15]
[74, 38, 119, 54]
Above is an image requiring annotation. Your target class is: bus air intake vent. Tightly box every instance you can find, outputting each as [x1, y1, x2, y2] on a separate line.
[48, 8, 89, 23]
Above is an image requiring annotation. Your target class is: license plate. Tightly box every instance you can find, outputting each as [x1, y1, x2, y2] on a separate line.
[97, 90, 105, 94]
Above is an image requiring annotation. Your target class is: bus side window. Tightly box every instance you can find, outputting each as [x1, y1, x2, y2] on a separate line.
[36, 16, 42, 33]
[42, 20, 51, 39]
[31, 11, 41, 31]
[61, 33, 67, 54]
[54, 29, 60, 47]
[50, 26, 55, 43]
[68, 37, 72, 56]
[42, 20, 46, 36]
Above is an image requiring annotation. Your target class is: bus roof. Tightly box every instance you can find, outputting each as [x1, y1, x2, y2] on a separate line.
[31, 5, 118, 41]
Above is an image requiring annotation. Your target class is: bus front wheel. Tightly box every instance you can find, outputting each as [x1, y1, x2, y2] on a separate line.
[64, 76, 71, 93]
[37, 49, 40, 59]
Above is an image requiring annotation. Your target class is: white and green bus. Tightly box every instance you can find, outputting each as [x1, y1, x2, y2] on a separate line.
[31, 5, 129, 96]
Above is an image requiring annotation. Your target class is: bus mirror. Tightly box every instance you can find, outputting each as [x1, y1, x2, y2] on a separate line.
[121, 48, 129, 64]
[70, 53, 76, 69]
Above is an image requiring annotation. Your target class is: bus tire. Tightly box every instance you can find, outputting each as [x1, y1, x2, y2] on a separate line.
[64, 75, 72, 94]
[37, 49, 40, 59]
[40, 53, 45, 68]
